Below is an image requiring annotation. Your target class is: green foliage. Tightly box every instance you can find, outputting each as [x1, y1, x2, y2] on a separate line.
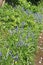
[6, 0, 38, 12]
[6, 0, 19, 6]
[27, 0, 41, 5]
[0, 1, 43, 65]
[6, 0, 42, 6]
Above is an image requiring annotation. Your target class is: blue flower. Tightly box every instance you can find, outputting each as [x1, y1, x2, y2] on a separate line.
[12, 54, 19, 62]
[0, 52, 2, 57]
[9, 50, 13, 55]
[14, 55, 18, 62]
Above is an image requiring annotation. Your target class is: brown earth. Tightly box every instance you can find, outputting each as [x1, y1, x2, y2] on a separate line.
[35, 32, 43, 65]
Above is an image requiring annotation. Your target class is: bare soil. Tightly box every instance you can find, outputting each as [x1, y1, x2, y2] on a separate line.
[35, 32, 43, 65]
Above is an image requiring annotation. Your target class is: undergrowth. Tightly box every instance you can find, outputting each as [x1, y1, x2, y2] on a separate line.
[0, 1, 43, 65]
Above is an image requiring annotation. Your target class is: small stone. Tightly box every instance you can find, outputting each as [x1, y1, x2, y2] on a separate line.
[39, 36, 42, 39]
[39, 61, 41, 64]
[41, 57, 43, 60]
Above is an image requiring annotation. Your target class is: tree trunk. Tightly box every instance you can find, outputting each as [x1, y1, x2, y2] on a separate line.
[0, 0, 5, 7]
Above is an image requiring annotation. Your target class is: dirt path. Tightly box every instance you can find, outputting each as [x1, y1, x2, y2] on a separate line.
[35, 32, 43, 65]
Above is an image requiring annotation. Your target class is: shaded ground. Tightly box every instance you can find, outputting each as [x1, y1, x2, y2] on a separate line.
[35, 31, 43, 65]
